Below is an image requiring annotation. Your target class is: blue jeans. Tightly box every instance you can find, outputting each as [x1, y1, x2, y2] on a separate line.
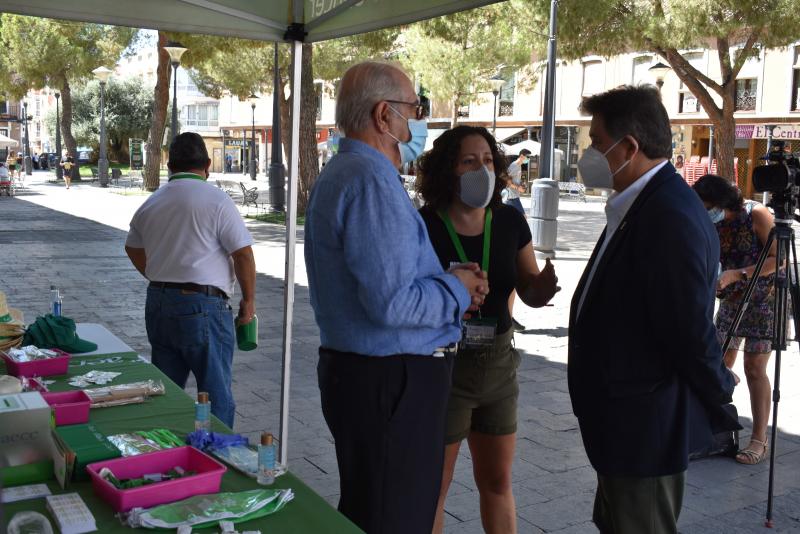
[145, 287, 236, 427]
[505, 196, 525, 215]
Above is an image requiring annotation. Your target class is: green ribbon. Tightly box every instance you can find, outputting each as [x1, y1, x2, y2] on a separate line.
[438, 208, 492, 275]
[168, 172, 205, 182]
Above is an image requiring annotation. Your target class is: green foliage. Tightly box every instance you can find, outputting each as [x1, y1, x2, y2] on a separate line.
[522, 0, 800, 65]
[45, 77, 154, 160]
[401, 2, 533, 122]
[0, 15, 135, 95]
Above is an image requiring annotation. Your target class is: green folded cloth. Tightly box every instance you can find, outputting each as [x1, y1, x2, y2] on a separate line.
[23, 314, 97, 353]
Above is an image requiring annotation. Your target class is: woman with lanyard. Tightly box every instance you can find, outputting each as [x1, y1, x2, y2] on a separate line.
[416, 126, 559, 534]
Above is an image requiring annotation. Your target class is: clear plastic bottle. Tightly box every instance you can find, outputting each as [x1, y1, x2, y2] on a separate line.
[50, 285, 62, 316]
[257, 432, 276, 485]
[194, 392, 211, 432]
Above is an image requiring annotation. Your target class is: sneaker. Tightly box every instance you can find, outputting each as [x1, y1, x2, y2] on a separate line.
[512, 318, 526, 332]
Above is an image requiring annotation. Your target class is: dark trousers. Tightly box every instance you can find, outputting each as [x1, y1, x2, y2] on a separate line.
[593, 471, 685, 534]
[318, 348, 452, 534]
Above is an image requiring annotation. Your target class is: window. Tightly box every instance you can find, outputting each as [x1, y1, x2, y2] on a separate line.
[499, 72, 515, 117]
[0, 128, 8, 137]
[457, 100, 470, 118]
[582, 60, 604, 97]
[36, 122, 41, 138]
[0, 101, 6, 114]
[182, 103, 219, 128]
[632, 55, 653, 85]
[679, 92, 700, 113]
[35, 98, 41, 117]
[735, 78, 757, 111]
[680, 52, 705, 89]
[792, 45, 800, 111]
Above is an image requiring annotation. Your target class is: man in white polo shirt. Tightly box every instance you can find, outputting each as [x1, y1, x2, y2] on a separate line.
[125, 132, 256, 428]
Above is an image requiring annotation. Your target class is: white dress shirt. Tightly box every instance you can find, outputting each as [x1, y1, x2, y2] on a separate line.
[576, 160, 668, 318]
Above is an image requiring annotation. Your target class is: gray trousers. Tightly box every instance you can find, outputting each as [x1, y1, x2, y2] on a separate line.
[593, 471, 685, 534]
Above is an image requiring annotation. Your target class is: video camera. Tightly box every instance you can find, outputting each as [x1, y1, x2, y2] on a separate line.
[752, 140, 800, 194]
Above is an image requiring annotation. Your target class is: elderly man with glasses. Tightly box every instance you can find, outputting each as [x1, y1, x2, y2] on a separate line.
[305, 61, 489, 534]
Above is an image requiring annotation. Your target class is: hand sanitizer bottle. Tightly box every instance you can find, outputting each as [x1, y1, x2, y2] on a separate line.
[258, 432, 276, 485]
[194, 392, 211, 432]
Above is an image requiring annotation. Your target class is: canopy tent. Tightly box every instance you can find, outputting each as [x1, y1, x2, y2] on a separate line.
[0, 0, 506, 466]
[0, 133, 20, 149]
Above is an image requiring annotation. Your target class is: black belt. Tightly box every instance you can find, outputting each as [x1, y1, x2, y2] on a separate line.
[149, 281, 229, 300]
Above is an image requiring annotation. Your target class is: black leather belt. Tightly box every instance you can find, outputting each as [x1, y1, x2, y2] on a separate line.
[149, 281, 229, 300]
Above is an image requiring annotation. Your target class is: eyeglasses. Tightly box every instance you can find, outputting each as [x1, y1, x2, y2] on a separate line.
[385, 99, 426, 120]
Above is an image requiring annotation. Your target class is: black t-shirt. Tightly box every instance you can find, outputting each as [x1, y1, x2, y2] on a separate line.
[420, 204, 532, 334]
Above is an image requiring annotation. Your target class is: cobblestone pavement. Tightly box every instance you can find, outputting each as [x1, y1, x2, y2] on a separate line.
[3, 172, 800, 532]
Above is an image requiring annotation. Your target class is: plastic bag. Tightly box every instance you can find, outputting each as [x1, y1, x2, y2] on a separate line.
[125, 488, 294, 529]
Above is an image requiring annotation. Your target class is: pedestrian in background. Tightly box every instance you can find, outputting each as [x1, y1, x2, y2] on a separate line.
[125, 132, 256, 428]
[60, 155, 74, 189]
[693, 173, 778, 465]
[305, 61, 489, 534]
[416, 125, 559, 534]
[569, 85, 737, 533]
[504, 148, 529, 215]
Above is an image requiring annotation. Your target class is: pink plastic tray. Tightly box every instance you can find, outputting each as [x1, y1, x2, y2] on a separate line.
[42, 390, 91, 426]
[86, 446, 227, 512]
[1, 348, 71, 377]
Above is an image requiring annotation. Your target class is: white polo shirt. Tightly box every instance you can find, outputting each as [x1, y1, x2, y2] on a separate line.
[126, 173, 254, 296]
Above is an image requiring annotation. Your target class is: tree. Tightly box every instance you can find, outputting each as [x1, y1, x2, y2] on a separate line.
[190, 31, 397, 212]
[45, 77, 154, 162]
[139, 31, 244, 191]
[0, 15, 135, 178]
[525, 0, 800, 182]
[401, 3, 533, 128]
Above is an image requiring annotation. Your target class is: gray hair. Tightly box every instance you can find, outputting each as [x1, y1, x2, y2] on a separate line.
[335, 61, 407, 136]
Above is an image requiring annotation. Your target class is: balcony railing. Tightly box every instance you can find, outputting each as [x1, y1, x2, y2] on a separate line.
[736, 90, 757, 112]
[0, 104, 21, 118]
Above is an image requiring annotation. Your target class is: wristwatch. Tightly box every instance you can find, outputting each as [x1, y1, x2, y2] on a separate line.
[740, 270, 749, 281]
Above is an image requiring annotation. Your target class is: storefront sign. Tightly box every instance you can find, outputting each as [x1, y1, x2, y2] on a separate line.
[736, 124, 800, 140]
[225, 139, 250, 148]
[129, 138, 144, 170]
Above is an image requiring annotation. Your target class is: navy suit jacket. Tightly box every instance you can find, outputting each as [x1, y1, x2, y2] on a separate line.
[568, 163, 738, 477]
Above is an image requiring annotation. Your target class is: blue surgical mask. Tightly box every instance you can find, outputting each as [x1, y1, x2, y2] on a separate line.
[708, 207, 725, 224]
[387, 105, 428, 164]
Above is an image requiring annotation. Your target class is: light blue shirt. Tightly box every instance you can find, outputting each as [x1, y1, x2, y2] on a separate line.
[305, 138, 470, 356]
[576, 160, 668, 317]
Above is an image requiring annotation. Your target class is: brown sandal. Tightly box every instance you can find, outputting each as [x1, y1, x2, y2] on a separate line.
[736, 438, 768, 465]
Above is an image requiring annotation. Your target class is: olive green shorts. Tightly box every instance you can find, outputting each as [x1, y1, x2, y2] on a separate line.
[445, 327, 520, 444]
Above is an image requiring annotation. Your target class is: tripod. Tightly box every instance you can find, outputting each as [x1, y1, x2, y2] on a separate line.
[720, 195, 800, 528]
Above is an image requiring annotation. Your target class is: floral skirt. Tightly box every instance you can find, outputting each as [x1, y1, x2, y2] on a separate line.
[715, 296, 776, 354]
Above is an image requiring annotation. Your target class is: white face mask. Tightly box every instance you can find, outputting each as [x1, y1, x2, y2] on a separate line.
[577, 137, 631, 189]
[459, 165, 495, 208]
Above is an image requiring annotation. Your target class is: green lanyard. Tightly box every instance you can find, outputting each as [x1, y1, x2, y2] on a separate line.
[438, 208, 492, 274]
[168, 172, 205, 182]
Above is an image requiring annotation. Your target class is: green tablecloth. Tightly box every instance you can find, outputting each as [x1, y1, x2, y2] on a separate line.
[2, 351, 362, 533]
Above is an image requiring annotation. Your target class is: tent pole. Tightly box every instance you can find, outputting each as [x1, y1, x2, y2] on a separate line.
[279, 38, 302, 467]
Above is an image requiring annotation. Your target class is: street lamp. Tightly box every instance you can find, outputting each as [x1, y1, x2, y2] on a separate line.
[93, 66, 113, 187]
[21, 100, 32, 175]
[55, 91, 62, 180]
[248, 93, 258, 180]
[268, 41, 285, 212]
[164, 41, 188, 144]
[489, 74, 506, 137]
[649, 61, 671, 92]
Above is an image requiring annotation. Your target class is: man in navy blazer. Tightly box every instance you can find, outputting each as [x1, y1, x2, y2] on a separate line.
[568, 85, 737, 533]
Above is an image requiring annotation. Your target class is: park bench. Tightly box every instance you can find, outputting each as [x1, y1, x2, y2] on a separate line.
[558, 181, 586, 202]
[238, 182, 260, 212]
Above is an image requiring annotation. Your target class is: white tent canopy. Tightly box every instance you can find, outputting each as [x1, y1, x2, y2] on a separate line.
[0, 133, 19, 149]
[0, 0, 507, 466]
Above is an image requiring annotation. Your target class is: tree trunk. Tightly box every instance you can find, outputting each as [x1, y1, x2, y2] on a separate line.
[144, 32, 171, 191]
[298, 43, 318, 214]
[279, 44, 319, 214]
[715, 84, 738, 185]
[59, 79, 81, 181]
[451, 98, 459, 129]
